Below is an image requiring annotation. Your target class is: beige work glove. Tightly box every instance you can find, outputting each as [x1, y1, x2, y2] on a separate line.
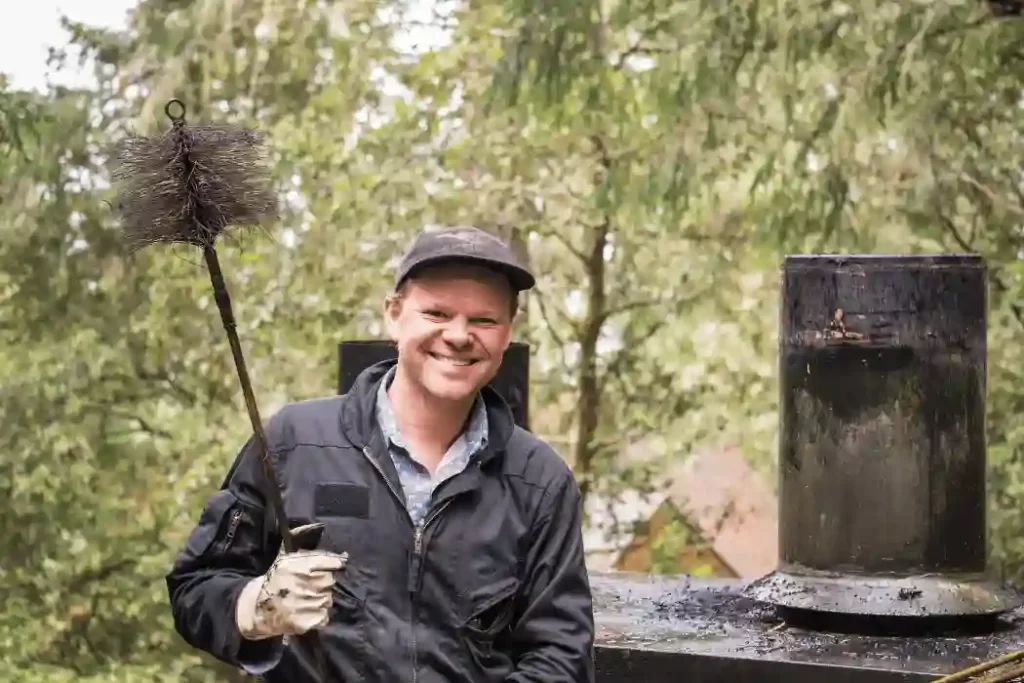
[235, 531, 349, 641]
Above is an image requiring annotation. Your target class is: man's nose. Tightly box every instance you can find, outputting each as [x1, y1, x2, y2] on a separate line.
[442, 318, 471, 346]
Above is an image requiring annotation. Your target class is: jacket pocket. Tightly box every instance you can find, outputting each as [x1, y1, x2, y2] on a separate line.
[332, 571, 367, 613]
[461, 574, 520, 670]
[464, 577, 520, 647]
[183, 490, 251, 561]
[320, 561, 371, 681]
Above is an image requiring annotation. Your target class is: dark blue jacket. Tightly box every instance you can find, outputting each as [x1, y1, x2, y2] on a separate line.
[165, 360, 595, 682]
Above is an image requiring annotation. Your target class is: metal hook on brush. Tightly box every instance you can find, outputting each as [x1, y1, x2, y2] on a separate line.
[165, 98, 186, 123]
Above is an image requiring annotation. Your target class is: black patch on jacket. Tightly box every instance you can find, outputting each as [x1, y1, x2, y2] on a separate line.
[314, 483, 370, 518]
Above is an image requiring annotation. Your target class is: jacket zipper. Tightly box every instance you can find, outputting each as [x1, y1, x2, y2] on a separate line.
[411, 498, 455, 683]
[361, 447, 414, 526]
[412, 500, 454, 556]
[361, 445, 461, 683]
[361, 446, 418, 681]
[222, 509, 242, 550]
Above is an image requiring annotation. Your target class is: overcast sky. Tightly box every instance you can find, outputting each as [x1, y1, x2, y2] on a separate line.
[0, 0, 136, 91]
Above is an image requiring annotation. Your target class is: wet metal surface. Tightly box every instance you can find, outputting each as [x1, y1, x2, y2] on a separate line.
[592, 572, 1024, 681]
[745, 568, 1021, 618]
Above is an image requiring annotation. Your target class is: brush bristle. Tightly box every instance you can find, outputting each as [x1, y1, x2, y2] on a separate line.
[108, 122, 279, 253]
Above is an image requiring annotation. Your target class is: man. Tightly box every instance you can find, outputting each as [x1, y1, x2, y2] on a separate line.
[165, 226, 596, 682]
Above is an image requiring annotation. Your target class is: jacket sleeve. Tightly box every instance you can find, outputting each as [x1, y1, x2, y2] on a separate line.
[507, 470, 596, 683]
[164, 433, 286, 674]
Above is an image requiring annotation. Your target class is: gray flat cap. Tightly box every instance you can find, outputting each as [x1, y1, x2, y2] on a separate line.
[394, 226, 535, 292]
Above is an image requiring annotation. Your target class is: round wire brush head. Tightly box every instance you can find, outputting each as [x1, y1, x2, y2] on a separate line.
[108, 99, 279, 253]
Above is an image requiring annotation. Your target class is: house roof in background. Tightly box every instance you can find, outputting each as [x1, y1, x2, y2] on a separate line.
[663, 445, 778, 577]
[582, 441, 778, 577]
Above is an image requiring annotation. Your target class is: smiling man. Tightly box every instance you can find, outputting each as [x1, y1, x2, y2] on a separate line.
[165, 226, 596, 683]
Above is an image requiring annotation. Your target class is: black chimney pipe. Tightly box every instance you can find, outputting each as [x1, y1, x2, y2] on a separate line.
[746, 254, 1020, 620]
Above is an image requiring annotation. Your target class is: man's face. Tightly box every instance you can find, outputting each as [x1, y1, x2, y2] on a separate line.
[385, 264, 516, 404]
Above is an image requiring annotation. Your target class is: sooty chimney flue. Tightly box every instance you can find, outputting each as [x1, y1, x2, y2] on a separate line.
[745, 254, 1020, 627]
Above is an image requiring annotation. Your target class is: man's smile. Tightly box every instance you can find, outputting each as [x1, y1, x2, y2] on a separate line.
[428, 352, 479, 366]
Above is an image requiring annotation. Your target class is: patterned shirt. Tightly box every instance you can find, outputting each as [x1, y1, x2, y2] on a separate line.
[375, 366, 489, 527]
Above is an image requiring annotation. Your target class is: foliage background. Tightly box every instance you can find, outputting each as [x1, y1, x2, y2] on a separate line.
[1, 0, 1022, 679]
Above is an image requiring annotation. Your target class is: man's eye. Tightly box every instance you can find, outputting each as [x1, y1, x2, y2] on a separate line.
[423, 310, 447, 319]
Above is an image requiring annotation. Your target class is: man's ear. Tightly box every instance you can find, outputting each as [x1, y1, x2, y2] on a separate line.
[500, 318, 515, 352]
[509, 303, 525, 340]
[383, 295, 401, 341]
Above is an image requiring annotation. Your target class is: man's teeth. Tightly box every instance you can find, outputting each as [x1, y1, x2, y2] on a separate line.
[431, 353, 475, 366]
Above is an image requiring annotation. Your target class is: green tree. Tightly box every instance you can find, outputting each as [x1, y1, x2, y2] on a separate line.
[2, 0, 1023, 681]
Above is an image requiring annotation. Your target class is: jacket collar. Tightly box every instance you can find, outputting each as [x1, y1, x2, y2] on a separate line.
[338, 359, 517, 464]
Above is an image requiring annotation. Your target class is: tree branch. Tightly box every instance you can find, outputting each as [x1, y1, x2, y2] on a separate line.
[604, 319, 669, 388]
[66, 558, 139, 593]
[548, 230, 591, 264]
[531, 283, 574, 365]
[937, 213, 1024, 332]
[596, 296, 665, 326]
[86, 406, 173, 439]
[573, 134, 612, 508]
[959, 171, 1024, 218]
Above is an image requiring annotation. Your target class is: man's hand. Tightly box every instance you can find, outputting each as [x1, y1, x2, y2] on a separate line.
[235, 546, 349, 641]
